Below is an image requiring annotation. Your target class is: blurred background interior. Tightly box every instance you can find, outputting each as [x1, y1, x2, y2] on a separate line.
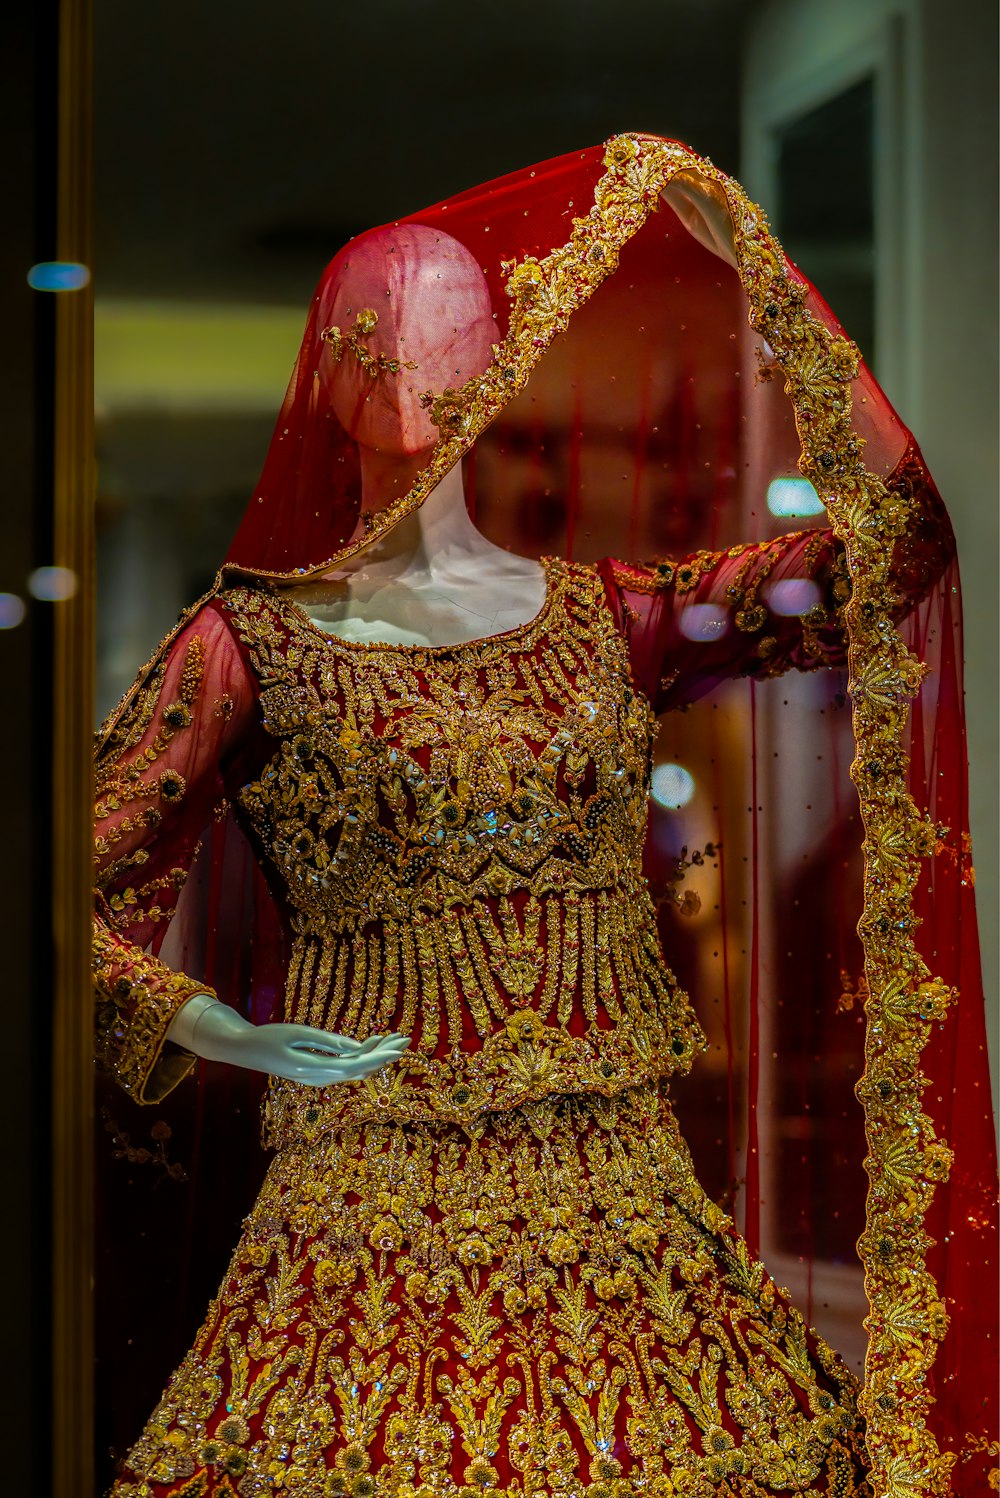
[0, 0, 967, 1484]
[93, 0, 998, 1101]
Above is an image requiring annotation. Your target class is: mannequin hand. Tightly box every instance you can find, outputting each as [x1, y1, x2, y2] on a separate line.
[167, 994, 410, 1085]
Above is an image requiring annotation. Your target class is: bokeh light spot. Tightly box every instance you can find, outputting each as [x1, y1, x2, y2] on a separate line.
[764, 578, 822, 616]
[0, 594, 26, 629]
[27, 262, 91, 292]
[766, 477, 825, 517]
[679, 603, 729, 641]
[650, 763, 696, 809]
[28, 566, 78, 601]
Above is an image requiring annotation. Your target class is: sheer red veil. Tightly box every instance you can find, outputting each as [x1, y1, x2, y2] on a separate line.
[95, 135, 997, 1494]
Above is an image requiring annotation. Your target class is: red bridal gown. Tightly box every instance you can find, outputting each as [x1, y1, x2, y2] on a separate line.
[95, 535, 876, 1498]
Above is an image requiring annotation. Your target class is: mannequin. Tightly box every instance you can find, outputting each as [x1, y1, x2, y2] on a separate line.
[97, 135, 996, 1497]
[276, 465, 546, 647]
[277, 220, 546, 647]
[165, 226, 544, 1080]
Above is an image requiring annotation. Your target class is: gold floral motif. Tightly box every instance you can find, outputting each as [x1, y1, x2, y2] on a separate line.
[113, 1083, 871, 1498]
[957, 1435, 999, 1491]
[93, 632, 211, 1102]
[94, 636, 205, 862]
[262, 985, 701, 1143]
[322, 307, 418, 380]
[100, 1107, 189, 1183]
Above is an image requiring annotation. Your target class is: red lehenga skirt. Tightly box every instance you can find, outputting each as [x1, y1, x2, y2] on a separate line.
[111, 1082, 871, 1498]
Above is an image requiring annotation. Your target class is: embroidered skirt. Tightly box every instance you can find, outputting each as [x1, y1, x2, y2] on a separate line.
[111, 1082, 872, 1498]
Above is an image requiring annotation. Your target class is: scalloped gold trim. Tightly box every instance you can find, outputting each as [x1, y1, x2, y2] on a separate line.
[706, 162, 957, 1495]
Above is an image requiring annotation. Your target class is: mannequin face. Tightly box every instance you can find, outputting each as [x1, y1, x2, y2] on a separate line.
[323, 225, 495, 458]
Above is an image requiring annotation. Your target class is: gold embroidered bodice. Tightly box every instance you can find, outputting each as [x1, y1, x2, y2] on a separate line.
[218, 559, 704, 1142]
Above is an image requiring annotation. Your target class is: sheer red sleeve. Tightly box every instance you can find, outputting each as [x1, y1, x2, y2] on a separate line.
[93, 603, 259, 1103]
[599, 528, 849, 713]
[601, 451, 953, 714]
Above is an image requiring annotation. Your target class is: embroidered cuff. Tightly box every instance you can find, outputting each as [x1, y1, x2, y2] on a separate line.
[93, 916, 211, 1104]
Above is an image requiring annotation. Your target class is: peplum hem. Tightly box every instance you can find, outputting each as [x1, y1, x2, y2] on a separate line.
[261, 1006, 706, 1146]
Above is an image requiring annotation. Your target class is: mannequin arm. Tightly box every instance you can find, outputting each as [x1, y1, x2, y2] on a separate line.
[95, 607, 412, 1096]
[166, 993, 410, 1084]
[602, 527, 847, 713]
[94, 606, 257, 1102]
[603, 441, 953, 715]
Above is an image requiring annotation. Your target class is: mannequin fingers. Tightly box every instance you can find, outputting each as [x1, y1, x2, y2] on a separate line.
[284, 1040, 410, 1066]
[266, 1024, 358, 1054]
[281, 1044, 408, 1077]
[279, 1052, 402, 1085]
[285, 1028, 409, 1057]
[355, 1035, 411, 1056]
[341, 1032, 410, 1054]
[352, 1033, 406, 1055]
[335, 1045, 409, 1075]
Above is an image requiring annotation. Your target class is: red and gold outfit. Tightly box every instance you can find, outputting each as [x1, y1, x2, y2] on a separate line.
[94, 134, 998, 1497]
[97, 550, 876, 1497]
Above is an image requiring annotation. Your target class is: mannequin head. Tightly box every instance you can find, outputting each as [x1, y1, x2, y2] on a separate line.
[322, 224, 495, 459]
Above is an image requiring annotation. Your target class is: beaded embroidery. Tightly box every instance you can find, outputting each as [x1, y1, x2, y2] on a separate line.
[219, 559, 705, 1137]
[115, 1083, 870, 1498]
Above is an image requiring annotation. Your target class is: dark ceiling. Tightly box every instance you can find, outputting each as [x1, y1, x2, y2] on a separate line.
[95, 0, 749, 306]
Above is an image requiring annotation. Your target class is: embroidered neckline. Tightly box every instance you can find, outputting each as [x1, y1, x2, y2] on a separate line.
[267, 554, 563, 662]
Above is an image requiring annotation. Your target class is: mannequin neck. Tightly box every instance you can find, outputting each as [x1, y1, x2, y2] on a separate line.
[286, 450, 546, 646]
[346, 454, 492, 583]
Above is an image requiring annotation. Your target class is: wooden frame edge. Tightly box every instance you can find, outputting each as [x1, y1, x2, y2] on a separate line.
[51, 0, 95, 1489]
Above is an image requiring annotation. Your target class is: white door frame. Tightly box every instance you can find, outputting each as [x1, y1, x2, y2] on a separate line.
[741, 4, 922, 422]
